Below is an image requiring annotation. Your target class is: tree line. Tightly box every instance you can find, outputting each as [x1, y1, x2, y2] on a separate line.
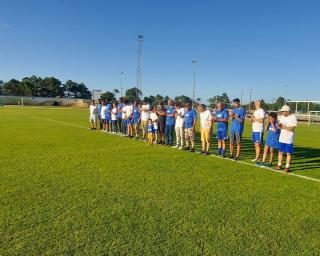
[1, 77, 319, 112]
[102, 88, 320, 112]
[0, 76, 92, 99]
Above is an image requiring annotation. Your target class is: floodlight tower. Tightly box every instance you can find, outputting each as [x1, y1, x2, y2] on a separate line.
[137, 34, 143, 95]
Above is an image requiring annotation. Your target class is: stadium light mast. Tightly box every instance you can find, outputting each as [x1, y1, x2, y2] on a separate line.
[192, 59, 199, 108]
[120, 72, 124, 97]
[249, 89, 253, 112]
[137, 35, 143, 96]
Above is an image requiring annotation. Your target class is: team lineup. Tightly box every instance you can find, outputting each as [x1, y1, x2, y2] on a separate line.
[89, 98, 297, 173]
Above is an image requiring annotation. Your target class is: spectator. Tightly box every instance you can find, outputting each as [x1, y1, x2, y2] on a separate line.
[165, 99, 176, 146]
[251, 100, 266, 162]
[198, 104, 213, 155]
[229, 98, 246, 161]
[174, 103, 185, 150]
[184, 102, 197, 152]
[155, 101, 166, 145]
[276, 105, 298, 173]
[214, 102, 229, 157]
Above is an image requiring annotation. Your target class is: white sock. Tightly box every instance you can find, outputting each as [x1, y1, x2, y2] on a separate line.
[286, 164, 290, 169]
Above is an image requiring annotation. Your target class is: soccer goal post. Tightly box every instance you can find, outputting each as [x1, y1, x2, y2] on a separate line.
[308, 111, 320, 126]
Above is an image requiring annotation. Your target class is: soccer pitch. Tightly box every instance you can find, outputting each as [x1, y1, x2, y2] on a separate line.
[1, 106, 320, 255]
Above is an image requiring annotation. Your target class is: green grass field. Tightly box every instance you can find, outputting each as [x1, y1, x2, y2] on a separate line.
[1, 106, 320, 255]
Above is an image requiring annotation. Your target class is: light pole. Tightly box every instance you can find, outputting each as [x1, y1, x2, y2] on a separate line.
[249, 89, 253, 112]
[241, 91, 244, 105]
[120, 72, 123, 97]
[192, 59, 199, 108]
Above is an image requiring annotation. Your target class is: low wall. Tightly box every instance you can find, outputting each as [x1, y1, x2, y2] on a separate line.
[0, 96, 90, 107]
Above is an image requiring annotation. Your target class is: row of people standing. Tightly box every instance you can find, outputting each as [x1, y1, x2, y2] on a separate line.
[89, 97, 297, 173]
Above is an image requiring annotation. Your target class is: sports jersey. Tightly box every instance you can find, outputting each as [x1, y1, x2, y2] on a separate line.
[133, 106, 140, 122]
[166, 106, 175, 126]
[278, 114, 297, 144]
[117, 103, 123, 118]
[231, 107, 246, 133]
[215, 108, 229, 132]
[252, 108, 266, 132]
[184, 109, 197, 129]
[147, 123, 155, 133]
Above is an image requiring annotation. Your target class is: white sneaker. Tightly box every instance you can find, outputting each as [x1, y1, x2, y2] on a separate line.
[172, 145, 179, 148]
[179, 146, 183, 150]
[251, 158, 258, 162]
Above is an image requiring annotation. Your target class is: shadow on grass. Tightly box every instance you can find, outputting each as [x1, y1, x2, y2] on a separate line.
[191, 132, 320, 173]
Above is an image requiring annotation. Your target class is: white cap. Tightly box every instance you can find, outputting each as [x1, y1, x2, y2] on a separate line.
[280, 105, 290, 112]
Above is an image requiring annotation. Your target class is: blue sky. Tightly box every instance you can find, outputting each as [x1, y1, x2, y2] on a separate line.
[1, 0, 320, 103]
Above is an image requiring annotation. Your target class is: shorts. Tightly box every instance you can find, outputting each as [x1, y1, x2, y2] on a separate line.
[252, 132, 264, 144]
[201, 127, 211, 142]
[216, 130, 228, 140]
[141, 120, 148, 131]
[265, 133, 279, 149]
[90, 114, 97, 122]
[133, 118, 140, 125]
[230, 131, 242, 143]
[185, 128, 195, 142]
[126, 118, 133, 125]
[153, 122, 158, 130]
[278, 142, 294, 154]
[105, 114, 111, 123]
[158, 120, 166, 133]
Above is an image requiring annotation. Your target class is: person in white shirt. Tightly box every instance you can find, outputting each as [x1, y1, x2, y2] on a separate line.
[140, 101, 150, 140]
[173, 103, 185, 149]
[111, 102, 118, 133]
[100, 100, 107, 131]
[89, 100, 98, 130]
[125, 100, 134, 137]
[276, 105, 297, 173]
[150, 107, 159, 143]
[198, 104, 213, 155]
[251, 100, 266, 162]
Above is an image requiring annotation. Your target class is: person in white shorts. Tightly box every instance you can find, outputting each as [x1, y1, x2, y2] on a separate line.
[150, 107, 159, 143]
[140, 101, 150, 140]
[174, 103, 185, 149]
[276, 105, 298, 173]
[100, 100, 107, 131]
[89, 100, 98, 130]
[251, 100, 266, 162]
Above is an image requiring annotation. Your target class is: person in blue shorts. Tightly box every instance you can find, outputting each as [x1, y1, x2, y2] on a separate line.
[165, 99, 176, 146]
[133, 100, 141, 138]
[257, 112, 280, 167]
[96, 99, 103, 130]
[229, 98, 246, 161]
[276, 105, 298, 173]
[250, 100, 266, 162]
[213, 102, 229, 157]
[117, 98, 124, 134]
[105, 99, 112, 132]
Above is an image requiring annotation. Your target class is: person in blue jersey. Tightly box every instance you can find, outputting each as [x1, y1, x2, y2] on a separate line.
[213, 102, 229, 158]
[165, 99, 176, 146]
[257, 112, 280, 167]
[105, 99, 112, 133]
[117, 98, 124, 134]
[132, 100, 141, 138]
[96, 99, 103, 130]
[184, 102, 197, 152]
[146, 118, 155, 144]
[229, 98, 246, 161]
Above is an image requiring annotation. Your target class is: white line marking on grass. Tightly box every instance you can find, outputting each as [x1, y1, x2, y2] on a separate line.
[206, 154, 320, 183]
[18, 111, 320, 184]
[45, 118, 89, 130]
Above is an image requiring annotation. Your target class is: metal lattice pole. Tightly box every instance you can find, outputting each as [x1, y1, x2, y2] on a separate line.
[137, 35, 143, 96]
